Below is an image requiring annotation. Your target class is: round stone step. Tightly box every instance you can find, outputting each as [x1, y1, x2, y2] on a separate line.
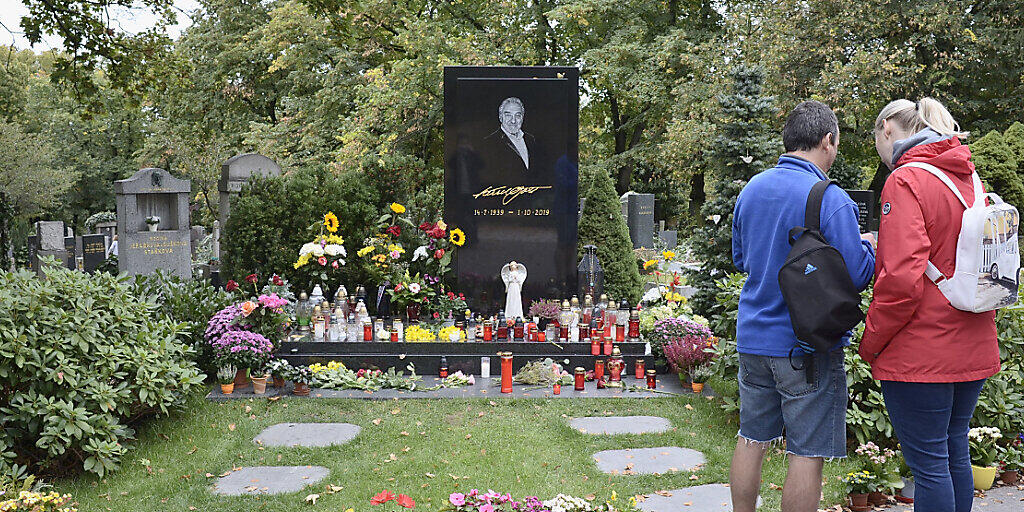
[253, 423, 361, 448]
[569, 416, 672, 435]
[212, 466, 329, 495]
[637, 484, 760, 512]
[593, 447, 705, 475]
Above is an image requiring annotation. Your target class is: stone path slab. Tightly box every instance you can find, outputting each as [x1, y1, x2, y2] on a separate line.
[570, 416, 672, 435]
[212, 465, 329, 496]
[254, 423, 361, 448]
[593, 447, 704, 475]
[638, 484, 759, 512]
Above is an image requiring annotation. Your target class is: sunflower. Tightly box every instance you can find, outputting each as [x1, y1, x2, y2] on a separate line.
[643, 259, 658, 271]
[323, 212, 340, 233]
[662, 250, 676, 261]
[390, 202, 406, 214]
[449, 228, 466, 247]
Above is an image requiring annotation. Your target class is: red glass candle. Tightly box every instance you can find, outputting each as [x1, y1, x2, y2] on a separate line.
[596, 317, 604, 338]
[615, 324, 625, 342]
[497, 322, 508, 340]
[594, 359, 605, 381]
[574, 367, 585, 390]
[591, 338, 600, 356]
[514, 322, 524, 340]
[538, 332, 546, 342]
[363, 322, 373, 341]
[646, 369, 657, 389]
[580, 324, 590, 342]
[635, 358, 646, 379]
[559, 325, 569, 341]
[390, 329, 398, 343]
[628, 317, 640, 339]
[553, 382, 561, 395]
[500, 352, 513, 393]
[483, 321, 493, 341]
[603, 338, 612, 356]
[609, 361, 622, 382]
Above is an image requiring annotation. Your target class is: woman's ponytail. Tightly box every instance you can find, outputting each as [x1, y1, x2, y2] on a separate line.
[874, 97, 969, 139]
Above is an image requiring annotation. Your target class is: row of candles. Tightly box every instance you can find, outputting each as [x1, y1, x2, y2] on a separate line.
[493, 349, 659, 394]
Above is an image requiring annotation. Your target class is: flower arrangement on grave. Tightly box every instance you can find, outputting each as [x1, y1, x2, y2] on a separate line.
[210, 330, 274, 373]
[443, 490, 639, 512]
[388, 271, 436, 310]
[410, 218, 466, 278]
[428, 288, 467, 320]
[998, 434, 1024, 481]
[438, 325, 466, 342]
[404, 324, 437, 342]
[969, 426, 1003, 467]
[854, 442, 902, 492]
[266, 358, 292, 387]
[528, 299, 561, 322]
[843, 470, 878, 495]
[308, 363, 422, 391]
[144, 215, 160, 226]
[293, 212, 348, 289]
[659, 318, 716, 376]
[213, 272, 289, 343]
[441, 371, 475, 387]
[260, 273, 296, 314]
[509, 358, 570, 386]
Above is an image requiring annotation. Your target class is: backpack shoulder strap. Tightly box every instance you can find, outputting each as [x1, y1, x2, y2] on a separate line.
[897, 161, 977, 208]
[804, 179, 834, 232]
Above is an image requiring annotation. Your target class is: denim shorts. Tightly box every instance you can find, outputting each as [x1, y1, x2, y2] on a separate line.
[737, 349, 847, 459]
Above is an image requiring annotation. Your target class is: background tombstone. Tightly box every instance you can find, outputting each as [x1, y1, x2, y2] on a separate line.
[115, 168, 192, 278]
[218, 154, 282, 229]
[63, 236, 77, 269]
[81, 234, 106, 273]
[32, 221, 66, 275]
[658, 219, 678, 248]
[27, 235, 37, 267]
[626, 193, 655, 249]
[846, 189, 878, 233]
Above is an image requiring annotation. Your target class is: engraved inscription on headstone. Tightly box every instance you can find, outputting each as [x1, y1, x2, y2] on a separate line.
[626, 193, 655, 249]
[115, 168, 192, 278]
[846, 190, 877, 233]
[82, 234, 106, 273]
[63, 236, 77, 269]
[219, 154, 282, 230]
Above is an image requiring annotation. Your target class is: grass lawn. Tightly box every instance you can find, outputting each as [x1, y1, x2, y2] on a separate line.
[58, 390, 860, 511]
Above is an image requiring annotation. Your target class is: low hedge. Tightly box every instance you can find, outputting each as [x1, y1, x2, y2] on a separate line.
[0, 263, 205, 477]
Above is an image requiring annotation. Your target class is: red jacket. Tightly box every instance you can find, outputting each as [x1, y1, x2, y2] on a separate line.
[860, 137, 1000, 382]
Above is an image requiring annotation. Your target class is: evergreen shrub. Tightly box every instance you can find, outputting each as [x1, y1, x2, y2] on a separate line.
[577, 167, 642, 303]
[972, 130, 1024, 212]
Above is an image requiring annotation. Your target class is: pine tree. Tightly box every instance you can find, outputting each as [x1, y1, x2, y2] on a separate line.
[972, 130, 1024, 211]
[577, 166, 643, 304]
[687, 65, 781, 316]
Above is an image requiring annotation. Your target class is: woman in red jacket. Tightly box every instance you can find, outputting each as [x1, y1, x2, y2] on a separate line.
[861, 97, 999, 512]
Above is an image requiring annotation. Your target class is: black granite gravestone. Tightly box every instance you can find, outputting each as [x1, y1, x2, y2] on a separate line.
[846, 189, 877, 232]
[64, 236, 76, 270]
[82, 234, 106, 273]
[27, 235, 37, 266]
[444, 66, 579, 313]
[626, 193, 655, 248]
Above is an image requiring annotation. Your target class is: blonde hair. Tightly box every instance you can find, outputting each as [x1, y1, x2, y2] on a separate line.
[874, 97, 969, 138]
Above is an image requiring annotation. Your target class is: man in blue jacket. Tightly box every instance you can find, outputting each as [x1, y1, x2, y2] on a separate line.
[729, 101, 875, 512]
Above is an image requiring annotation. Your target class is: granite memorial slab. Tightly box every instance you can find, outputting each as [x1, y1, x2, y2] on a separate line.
[626, 193, 655, 248]
[32, 221, 66, 275]
[115, 168, 192, 278]
[254, 423, 361, 448]
[592, 447, 705, 475]
[219, 153, 281, 230]
[212, 466, 329, 496]
[63, 236, 76, 269]
[846, 189, 877, 233]
[444, 66, 579, 314]
[637, 484, 759, 512]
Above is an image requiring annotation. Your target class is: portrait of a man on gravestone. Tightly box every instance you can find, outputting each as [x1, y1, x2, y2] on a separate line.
[483, 97, 538, 173]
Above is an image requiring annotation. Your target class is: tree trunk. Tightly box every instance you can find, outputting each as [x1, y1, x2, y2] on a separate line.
[687, 172, 706, 224]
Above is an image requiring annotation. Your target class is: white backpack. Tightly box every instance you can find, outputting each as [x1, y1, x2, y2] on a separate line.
[897, 161, 1020, 312]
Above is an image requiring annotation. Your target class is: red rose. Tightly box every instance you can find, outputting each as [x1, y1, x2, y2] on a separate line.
[225, 280, 239, 292]
[433, 312, 440, 319]
[271, 274, 283, 286]
[447, 292, 455, 300]
[318, 256, 327, 266]
[419, 221, 433, 231]
[245, 273, 258, 284]
[428, 227, 446, 239]
[371, 490, 397, 505]
[386, 225, 401, 237]
[331, 260, 339, 269]
[397, 494, 415, 508]
[434, 249, 445, 259]
[459, 293, 465, 299]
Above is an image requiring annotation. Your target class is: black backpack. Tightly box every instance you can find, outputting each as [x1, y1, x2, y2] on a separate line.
[778, 180, 865, 378]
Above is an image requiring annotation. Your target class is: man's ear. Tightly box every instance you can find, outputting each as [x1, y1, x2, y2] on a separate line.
[818, 132, 834, 151]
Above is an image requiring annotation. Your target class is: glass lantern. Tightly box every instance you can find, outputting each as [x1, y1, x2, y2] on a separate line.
[577, 245, 604, 300]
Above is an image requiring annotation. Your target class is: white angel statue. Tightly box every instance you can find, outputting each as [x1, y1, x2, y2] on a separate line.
[501, 261, 527, 320]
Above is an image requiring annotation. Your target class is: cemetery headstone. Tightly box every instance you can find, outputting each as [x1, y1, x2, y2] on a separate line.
[82, 234, 106, 273]
[846, 189, 878, 233]
[626, 193, 655, 248]
[114, 168, 192, 278]
[219, 154, 282, 229]
[26, 235, 37, 267]
[32, 221, 66, 275]
[63, 236, 76, 270]
[444, 66, 580, 312]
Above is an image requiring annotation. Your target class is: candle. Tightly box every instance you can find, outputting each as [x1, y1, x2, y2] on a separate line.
[574, 367, 585, 391]
[603, 337, 612, 356]
[363, 321, 372, 341]
[390, 329, 398, 343]
[481, 357, 491, 379]
[553, 382, 561, 395]
[538, 332, 546, 342]
[500, 352, 513, 393]
[579, 323, 590, 342]
[615, 323, 625, 343]
[646, 369, 657, 389]
[628, 309, 640, 339]
[439, 356, 449, 379]
[594, 359, 605, 381]
[483, 320, 493, 341]
[635, 358, 646, 379]
[591, 338, 600, 356]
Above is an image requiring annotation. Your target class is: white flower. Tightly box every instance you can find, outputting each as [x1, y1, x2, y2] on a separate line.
[641, 287, 662, 303]
[311, 244, 325, 257]
[412, 245, 429, 262]
[409, 282, 421, 294]
[299, 242, 317, 256]
[324, 244, 346, 256]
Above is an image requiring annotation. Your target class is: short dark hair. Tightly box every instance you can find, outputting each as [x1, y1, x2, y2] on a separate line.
[783, 101, 839, 152]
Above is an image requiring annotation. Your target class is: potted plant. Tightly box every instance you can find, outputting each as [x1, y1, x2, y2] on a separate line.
[968, 426, 1002, 490]
[842, 470, 876, 512]
[660, 318, 715, 381]
[528, 299, 561, 330]
[251, 364, 269, 395]
[999, 436, 1022, 484]
[144, 215, 160, 231]
[217, 365, 237, 394]
[854, 442, 901, 505]
[388, 272, 436, 321]
[267, 358, 292, 388]
[689, 364, 711, 393]
[291, 365, 313, 396]
[895, 453, 914, 504]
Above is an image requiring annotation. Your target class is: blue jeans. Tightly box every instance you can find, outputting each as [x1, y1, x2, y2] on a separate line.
[881, 379, 986, 512]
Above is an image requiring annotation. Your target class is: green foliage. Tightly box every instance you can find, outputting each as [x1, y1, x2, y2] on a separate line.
[0, 262, 205, 477]
[83, 211, 116, 233]
[973, 130, 1024, 212]
[972, 305, 1024, 436]
[828, 154, 866, 191]
[1005, 122, 1024, 180]
[688, 65, 780, 315]
[706, 273, 745, 414]
[577, 167, 642, 303]
[129, 270, 237, 376]
[221, 167, 380, 294]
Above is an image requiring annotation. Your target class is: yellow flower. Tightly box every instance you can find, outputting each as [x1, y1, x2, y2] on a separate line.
[643, 259, 658, 270]
[387, 244, 405, 254]
[439, 326, 466, 342]
[449, 228, 466, 247]
[357, 246, 375, 257]
[390, 202, 406, 214]
[325, 234, 345, 245]
[436, 220, 447, 231]
[662, 250, 676, 261]
[323, 211, 340, 233]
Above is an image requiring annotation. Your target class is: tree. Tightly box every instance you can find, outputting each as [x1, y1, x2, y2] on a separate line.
[687, 65, 780, 315]
[577, 166, 642, 304]
[1004, 122, 1024, 183]
[972, 130, 1024, 213]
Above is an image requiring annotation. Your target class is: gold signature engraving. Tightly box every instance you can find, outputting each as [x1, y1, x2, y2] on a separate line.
[472, 185, 553, 205]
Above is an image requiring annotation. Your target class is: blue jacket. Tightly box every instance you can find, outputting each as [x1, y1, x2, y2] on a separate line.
[732, 155, 875, 356]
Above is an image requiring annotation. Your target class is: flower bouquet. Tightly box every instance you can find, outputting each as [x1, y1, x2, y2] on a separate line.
[854, 442, 902, 493]
[410, 218, 466, 278]
[293, 212, 348, 287]
[211, 330, 274, 372]
[388, 272, 436, 310]
[969, 426, 1003, 467]
[144, 215, 160, 231]
[429, 289, 467, 320]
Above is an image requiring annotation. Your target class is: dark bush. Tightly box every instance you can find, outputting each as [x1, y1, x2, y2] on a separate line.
[0, 263, 205, 477]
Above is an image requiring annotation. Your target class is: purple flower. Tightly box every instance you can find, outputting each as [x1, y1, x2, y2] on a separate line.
[449, 493, 465, 507]
[258, 293, 288, 309]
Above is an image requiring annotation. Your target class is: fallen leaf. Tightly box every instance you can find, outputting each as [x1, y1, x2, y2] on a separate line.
[655, 490, 673, 497]
[228, 424, 236, 431]
[372, 418, 382, 425]
[402, 446, 410, 452]
[268, 396, 280, 401]
[689, 474, 699, 481]
[425, 473, 435, 478]
[187, 446, 198, 455]
[684, 404, 694, 410]
[220, 471, 231, 477]
[205, 473, 214, 478]
[465, 434, 472, 439]
[391, 408, 401, 415]
[244, 405, 251, 413]
[305, 493, 320, 504]
[683, 502, 692, 506]
[400, 431, 410, 436]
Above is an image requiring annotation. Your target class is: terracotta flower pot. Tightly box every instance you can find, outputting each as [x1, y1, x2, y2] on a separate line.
[895, 476, 914, 503]
[272, 376, 285, 388]
[1000, 469, 1020, 485]
[251, 376, 268, 394]
[233, 368, 249, 388]
[972, 464, 997, 491]
[220, 383, 234, 394]
[847, 493, 869, 512]
[867, 491, 887, 506]
[691, 382, 705, 393]
[293, 382, 310, 396]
